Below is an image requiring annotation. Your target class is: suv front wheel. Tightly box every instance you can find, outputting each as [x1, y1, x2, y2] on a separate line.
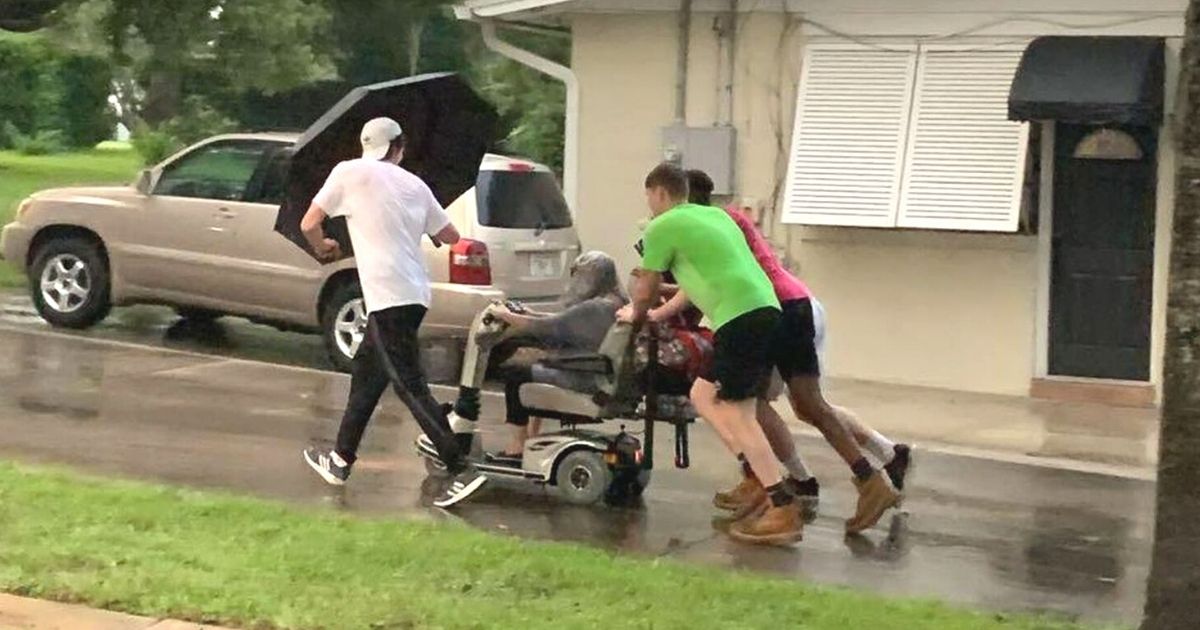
[30, 235, 112, 329]
[321, 281, 366, 373]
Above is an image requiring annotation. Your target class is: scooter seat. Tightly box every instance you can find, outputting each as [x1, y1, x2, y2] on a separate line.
[520, 382, 604, 417]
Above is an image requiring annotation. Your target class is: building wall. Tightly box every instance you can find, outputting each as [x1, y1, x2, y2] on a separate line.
[566, 4, 1182, 396]
[571, 14, 677, 273]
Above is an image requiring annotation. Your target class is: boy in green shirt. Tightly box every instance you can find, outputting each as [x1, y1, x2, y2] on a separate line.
[623, 163, 802, 545]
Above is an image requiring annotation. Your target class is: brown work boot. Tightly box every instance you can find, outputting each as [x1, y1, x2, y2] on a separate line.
[713, 474, 766, 515]
[845, 471, 901, 534]
[730, 502, 804, 546]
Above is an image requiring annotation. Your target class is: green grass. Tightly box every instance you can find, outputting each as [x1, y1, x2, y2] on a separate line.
[0, 462, 1110, 630]
[0, 145, 140, 288]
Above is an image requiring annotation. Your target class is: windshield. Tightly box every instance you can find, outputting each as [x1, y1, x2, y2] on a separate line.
[475, 170, 572, 230]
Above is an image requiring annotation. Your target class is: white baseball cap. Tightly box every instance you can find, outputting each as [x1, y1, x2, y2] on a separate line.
[360, 117, 403, 160]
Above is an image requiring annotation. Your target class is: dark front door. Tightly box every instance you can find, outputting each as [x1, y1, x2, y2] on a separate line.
[1049, 124, 1157, 380]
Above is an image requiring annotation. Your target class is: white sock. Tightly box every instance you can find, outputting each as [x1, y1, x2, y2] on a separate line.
[862, 429, 897, 464]
[781, 454, 813, 482]
[330, 450, 349, 468]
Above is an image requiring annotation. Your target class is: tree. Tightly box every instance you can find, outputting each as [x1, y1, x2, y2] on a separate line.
[467, 26, 569, 173]
[51, 0, 334, 126]
[328, 0, 466, 85]
[1142, 2, 1200, 628]
[0, 0, 67, 32]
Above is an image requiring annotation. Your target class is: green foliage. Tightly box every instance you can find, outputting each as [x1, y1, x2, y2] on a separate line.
[130, 96, 237, 165]
[330, 0, 465, 85]
[0, 0, 69, 32]
[468, 28, 569, 172]
[55, 0, 336, 125]
[161, 96, 237, 145]
[210, 0, 336, 94]
[130, 126, 179, 166]
[0, 38, 51, 144]
[0, 37, 114, 149]
[55, 55, 117, 147]
[11, 128, 69, 155]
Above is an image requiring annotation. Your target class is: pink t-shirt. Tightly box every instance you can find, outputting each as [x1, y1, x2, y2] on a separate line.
[725, 207, 811, 302]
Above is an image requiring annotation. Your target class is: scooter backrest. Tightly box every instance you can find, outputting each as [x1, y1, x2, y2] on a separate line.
[595, 321, 638, 400]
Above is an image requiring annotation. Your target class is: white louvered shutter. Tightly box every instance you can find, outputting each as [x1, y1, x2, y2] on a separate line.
[897, 45, 1029, 232]
[782, 44, 917, 227]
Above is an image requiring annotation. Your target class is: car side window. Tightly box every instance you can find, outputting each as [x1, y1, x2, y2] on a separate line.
[246, 145, 293, 205]
[155, 141, 268, 201]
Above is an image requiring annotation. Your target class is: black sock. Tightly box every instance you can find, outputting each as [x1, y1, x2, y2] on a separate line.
[454, 387, 481, 421]
[851, 457, 874, 482]
[737, 453, 753, 478]
[788, 476, 820, 496]
[766, 482, 794, 507]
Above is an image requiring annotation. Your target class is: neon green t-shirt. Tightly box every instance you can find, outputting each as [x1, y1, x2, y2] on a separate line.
[640, 203, 780, 331]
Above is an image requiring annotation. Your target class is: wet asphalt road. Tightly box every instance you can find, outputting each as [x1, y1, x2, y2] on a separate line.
[0, 300, 1153, 626]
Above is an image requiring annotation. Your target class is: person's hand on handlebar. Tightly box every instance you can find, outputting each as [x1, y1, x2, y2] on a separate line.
[617, 304, 663, 324]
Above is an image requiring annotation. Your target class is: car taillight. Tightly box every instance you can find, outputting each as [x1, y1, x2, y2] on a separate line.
[450, 239, 491, 285]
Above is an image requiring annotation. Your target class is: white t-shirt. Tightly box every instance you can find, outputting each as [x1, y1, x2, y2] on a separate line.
[313, 158, 451, 313]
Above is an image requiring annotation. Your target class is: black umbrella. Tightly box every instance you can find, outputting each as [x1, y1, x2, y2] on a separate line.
[274, 72, 499, 262]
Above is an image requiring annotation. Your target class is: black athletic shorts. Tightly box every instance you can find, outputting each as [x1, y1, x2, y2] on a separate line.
[700, 306, 780, 401]
[772, 298, 820, 379]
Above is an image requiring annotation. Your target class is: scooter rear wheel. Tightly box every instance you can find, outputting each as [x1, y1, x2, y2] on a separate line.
[553, 450, 612, 505]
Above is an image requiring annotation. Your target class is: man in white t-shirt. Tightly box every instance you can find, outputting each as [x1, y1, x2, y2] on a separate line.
[299, 117, 487, 508]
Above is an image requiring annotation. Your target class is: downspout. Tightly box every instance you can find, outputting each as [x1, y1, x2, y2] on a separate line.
[676, 0, 692, 123]
[480, 20, 580, 215]
[720, 0, 737, 126]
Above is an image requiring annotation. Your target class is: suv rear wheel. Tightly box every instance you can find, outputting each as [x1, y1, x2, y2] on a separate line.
[29, 235, 112, 329]
[321, 280, 366, 373]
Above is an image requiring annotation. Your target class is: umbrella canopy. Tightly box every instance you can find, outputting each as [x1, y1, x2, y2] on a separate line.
[274, 72, 499, 261]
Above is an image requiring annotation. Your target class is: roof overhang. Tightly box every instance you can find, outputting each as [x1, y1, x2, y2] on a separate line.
[454, 0, 576, 20]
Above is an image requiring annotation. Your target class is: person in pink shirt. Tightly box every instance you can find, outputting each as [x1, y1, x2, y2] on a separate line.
[652, 170, 913, 532]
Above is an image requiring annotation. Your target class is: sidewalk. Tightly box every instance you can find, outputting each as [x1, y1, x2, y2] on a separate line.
[0, 594, 238, 630]
[806, 377, 1159, 476]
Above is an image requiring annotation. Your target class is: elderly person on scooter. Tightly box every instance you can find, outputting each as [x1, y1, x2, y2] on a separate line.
[484, 251, 628, 462]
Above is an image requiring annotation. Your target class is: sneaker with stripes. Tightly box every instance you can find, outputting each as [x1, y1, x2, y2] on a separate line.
[433, 467, 489, 508]
[303, 447, 350, 486]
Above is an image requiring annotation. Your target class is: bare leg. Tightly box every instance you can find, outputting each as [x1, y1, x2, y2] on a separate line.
[692, 379, 783, 487]
[785, 376, 865, 468]
[784, 377, 898, 533]
[757, 399, 798, 466]
[834, 405, 897, 464]
[757, 399, 812, 481]
[528, 417, 543, 439]
[793, 402, 898, 466]
[707, 405, 742, 454]
[504, 424, 529, 455]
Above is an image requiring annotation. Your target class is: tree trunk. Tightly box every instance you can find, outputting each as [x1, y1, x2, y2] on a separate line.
[141, 67, 182, 126]
[1141, 2, 1200, 628]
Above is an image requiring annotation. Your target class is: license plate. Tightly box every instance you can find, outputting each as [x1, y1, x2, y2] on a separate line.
[530, 253, 558, 278]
